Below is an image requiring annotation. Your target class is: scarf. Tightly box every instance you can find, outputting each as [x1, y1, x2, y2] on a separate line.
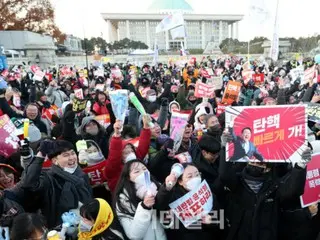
[50, 165, 92, 214]
[78, 198, 114, 240]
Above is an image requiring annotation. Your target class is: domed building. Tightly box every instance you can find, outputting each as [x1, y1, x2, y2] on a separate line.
[101, 0, 243, 52]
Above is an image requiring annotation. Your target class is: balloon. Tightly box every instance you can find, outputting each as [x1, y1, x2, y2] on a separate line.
[315, 54, 320, 64]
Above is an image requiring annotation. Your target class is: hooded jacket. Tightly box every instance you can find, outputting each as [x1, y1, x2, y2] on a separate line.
[104, 128, 151, 193]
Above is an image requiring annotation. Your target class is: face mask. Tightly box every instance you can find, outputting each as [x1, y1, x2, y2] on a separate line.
[88, 152, 103, 161]
[125, 152, 136, 163]
[86, 128, 99, 136]
[64, 165, 78, 174]
[134, 171, 147, 186]
[186, 177, 201, 191]
[246, 165, 265, 178]
[147, 95, 157, 102]
[79, 220, 93, 232]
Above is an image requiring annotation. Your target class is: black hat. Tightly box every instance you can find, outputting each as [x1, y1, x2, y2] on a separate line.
[48, 140, 75, 159]
[199, 135, 221, 154]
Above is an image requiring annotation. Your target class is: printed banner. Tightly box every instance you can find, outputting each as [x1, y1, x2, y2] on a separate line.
[72, 98, 88, 113]
[30, 65, 41, 73]
[225, 105, 307, 162]
[12, 93, 21, 107]
[222, 81, 242, 104]
[307, 103, 320, 123]
[290, 66, 304, 82]
[300, 154, 320, 207]
[174, 152, 192, 163]
[207, 76, 222, 90]
[74, 88, 84, 100]
[169, 180, 213, 227]
[111, 68, 122, 79]
[94, 114, 111, 129]
[83, 161, 107, 186]
[0, 115, 20, 157]
[252, 73, 265, 86]
[194, 81, 215, 98]
[95, 84, 105, 91]
[242, 70, 254, 84]
[170, 111, 189, 153]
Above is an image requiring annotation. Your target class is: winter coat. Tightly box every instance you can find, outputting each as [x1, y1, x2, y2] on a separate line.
[45, 85, 68, 108]
[20, 157, 92, 228]
[219, 148, 307, 240]
[104, 128, 151, 193]
[92, 101, 112, 116]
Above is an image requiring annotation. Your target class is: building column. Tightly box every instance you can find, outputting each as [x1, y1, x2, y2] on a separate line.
[165, 30, 169, 50]
[219, 20, 223, 44]
[146, 20, 151, 48]
[201, 20, 206, 49]
[230, 23, 234, 39]
[234, 22, 239, 40]
[126, 20, 130, 39]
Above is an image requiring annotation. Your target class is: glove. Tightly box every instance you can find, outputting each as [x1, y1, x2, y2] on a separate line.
[20, 139, 31, 158]
[296, 148, 312, 168]
[39, 139, 55, 156]
[78, 150, 89, 165]
[161, 98, 169, 107]
[221, 131, 233, 147]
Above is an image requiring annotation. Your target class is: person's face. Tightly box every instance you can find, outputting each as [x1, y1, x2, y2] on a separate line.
[289, 96, 295, 104]
[30, 228, 48, 240]
[53, 149, 78, 169]
[183, 125, 193, 142]
[265, 100, 276, 105]
[26, 105, 39, 120]
[40, 96, 47, 102]
[85, 121, 99, 135]
[66, 84, 72, 91]
[87, 145, 98, 154]
[129, 162, 147, 182]
[122, 144, 134, 160]
[83, 89, 89, 96]
[202, 150, 219, 162]
[98, 93, 106, 103]
[0, 168, 14, 189]
[151, 123, 161, 138]
[251, 100, 257, 106]
[207, 116, 219, 128]
[179, 165, 200, 188]
[170, 104, 179, 112]
[199, 114, 206, 124]
[242, 129, 252, 141]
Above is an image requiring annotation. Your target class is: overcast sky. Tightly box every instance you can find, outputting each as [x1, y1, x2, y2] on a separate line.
[51, 0, 320, 42]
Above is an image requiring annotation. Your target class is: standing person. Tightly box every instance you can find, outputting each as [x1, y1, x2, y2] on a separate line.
[45, 80, 68, 108]
[92, 91, 113, 116]
[113, 160, 167, 240]
[20, 140, 93, 228]
[219, 131, 310, 240]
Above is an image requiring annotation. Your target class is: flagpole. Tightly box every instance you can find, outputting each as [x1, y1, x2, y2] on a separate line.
[270, 0, 280, 62]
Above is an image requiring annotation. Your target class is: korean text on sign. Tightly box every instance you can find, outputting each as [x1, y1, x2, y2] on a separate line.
[169, 180, 213, 227]
[222, 81, 241, 105]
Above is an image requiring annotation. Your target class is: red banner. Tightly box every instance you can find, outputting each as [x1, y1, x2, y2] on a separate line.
[252, 73, 265, 86]
[194, 81, 215, 98]
[83, 161, 107, 186]
[226, 105, 307, 162]
[216, 103, 229, 116]
[0, 115, 20, 157]
[300, 154, 320, 207]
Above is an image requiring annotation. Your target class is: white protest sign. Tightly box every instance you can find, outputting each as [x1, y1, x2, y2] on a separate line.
[169, 180, 213, 227]
[74, 89, 84, 99]
[33, 70, 45, 81]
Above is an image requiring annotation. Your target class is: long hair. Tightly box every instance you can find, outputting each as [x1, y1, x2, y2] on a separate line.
[113, 160, 158, 219]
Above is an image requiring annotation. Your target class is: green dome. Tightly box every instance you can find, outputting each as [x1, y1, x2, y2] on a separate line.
[148, 0, 193, 11]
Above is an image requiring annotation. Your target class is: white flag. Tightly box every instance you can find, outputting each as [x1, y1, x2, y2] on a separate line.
[156, 12, 184, 33]
[170, 25, 187, 39]
[180, 42, 187, 56]
[270, 0, 279, 61]
[153, 39, 159, 65]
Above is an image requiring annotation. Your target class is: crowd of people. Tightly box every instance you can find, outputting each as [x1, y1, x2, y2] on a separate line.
[0, 54, 319, 240]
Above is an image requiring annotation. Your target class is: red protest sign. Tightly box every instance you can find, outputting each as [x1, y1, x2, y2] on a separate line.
[216, 103, 229, 116]
[226, 105, 307, 162]
[30, 65, 41, 73]
[252, 73, 265, 86]
[0, 115, 20, 157]
[304, 65, 315, 82]
[300, 154, 320, 207]
[222, 81, 242, 104]
[83, 160, 107, 186]
[195, 81, 215, 98]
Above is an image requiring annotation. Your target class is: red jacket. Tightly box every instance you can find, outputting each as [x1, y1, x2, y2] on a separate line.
[92, 101, 110, 116]
[104, 128, 151, 193]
